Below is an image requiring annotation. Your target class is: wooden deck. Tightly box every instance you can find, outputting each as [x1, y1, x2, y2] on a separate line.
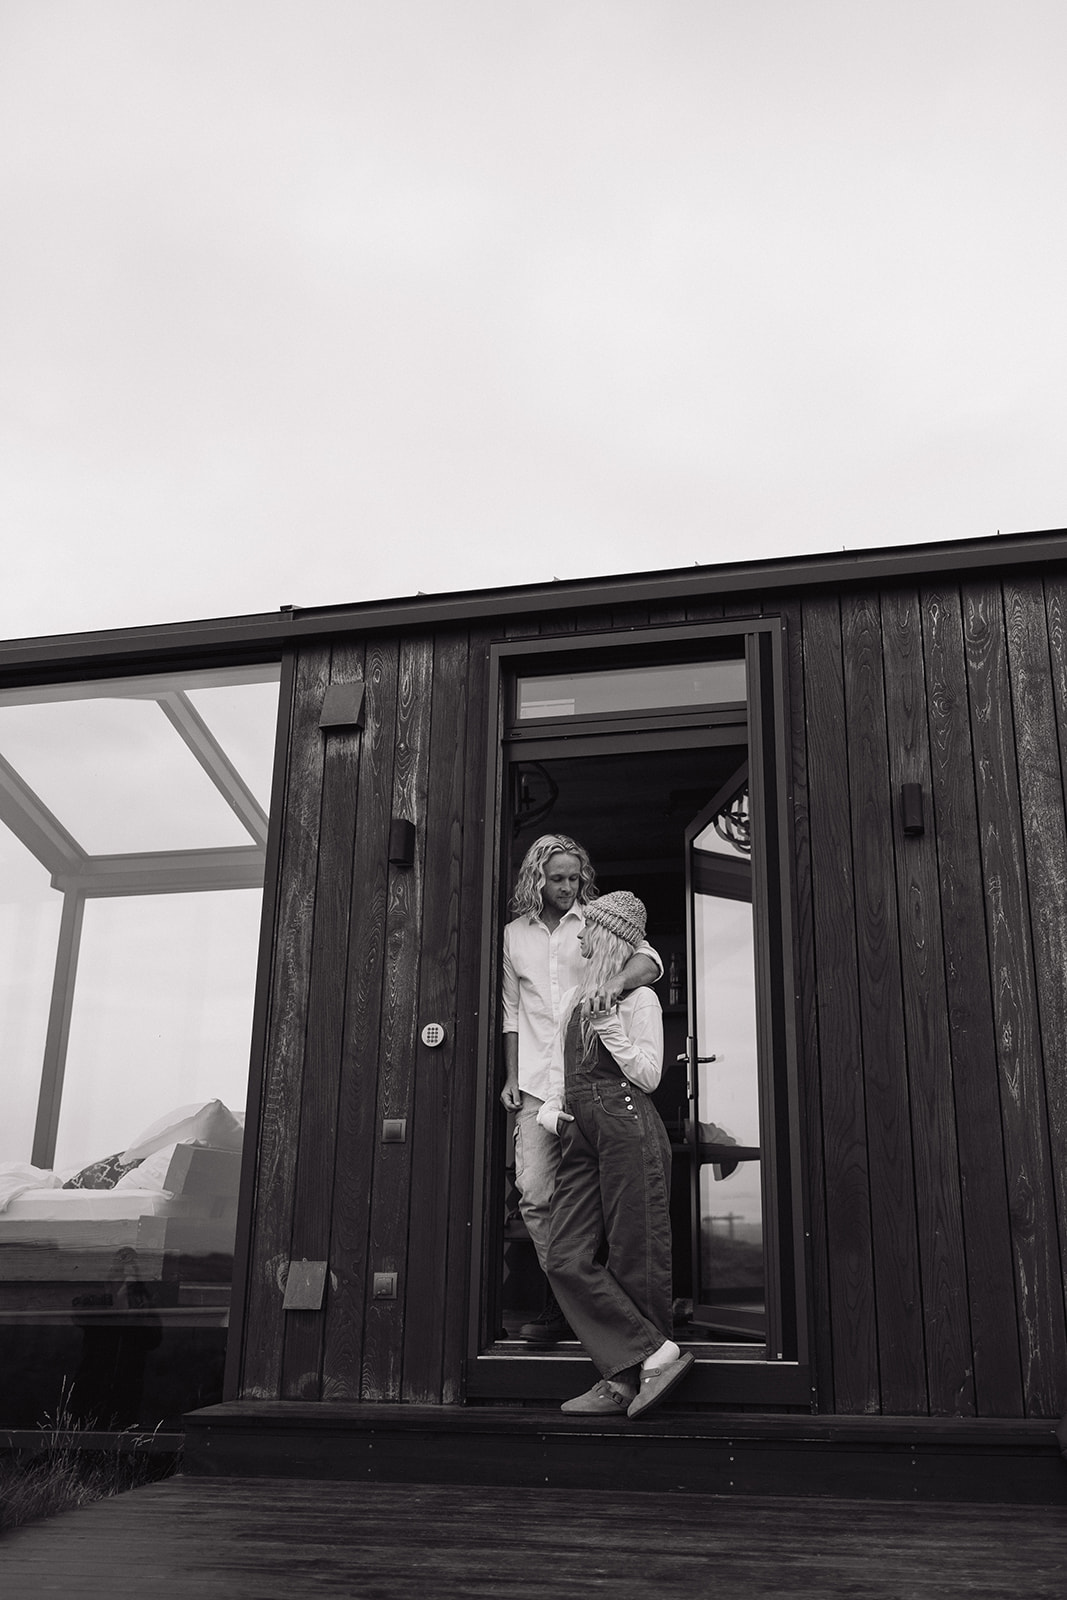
[2, 1476, 1066, 1598]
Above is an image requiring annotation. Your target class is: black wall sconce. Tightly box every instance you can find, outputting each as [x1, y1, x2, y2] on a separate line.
[900, 782, 925, 836]
[389, 817, 416, 867]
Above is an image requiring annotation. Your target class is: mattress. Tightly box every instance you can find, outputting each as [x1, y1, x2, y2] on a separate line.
[0, 1187, 181, 1226]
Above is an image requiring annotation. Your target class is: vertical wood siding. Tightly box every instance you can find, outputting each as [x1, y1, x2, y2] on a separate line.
[239, 573, 1066, 1420]
[798, 576, 1067, 1418]
[241, 629, 488, 1403]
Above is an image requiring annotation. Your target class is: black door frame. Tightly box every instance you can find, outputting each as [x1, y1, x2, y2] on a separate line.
[468, 619, 810, 1407]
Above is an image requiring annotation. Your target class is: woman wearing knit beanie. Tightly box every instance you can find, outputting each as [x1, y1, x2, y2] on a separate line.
[536, 890, 693, 1418]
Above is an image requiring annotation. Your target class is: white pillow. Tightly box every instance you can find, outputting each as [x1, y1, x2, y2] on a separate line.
[120, 1099, 244, 1164]
[113, 1143, 179, 1192]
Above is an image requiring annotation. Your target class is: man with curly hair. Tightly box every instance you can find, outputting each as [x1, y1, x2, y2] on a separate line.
[501, 834, 662, 1345]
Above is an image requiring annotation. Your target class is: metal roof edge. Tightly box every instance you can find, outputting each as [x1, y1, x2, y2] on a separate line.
[2, 525, 1066, 673]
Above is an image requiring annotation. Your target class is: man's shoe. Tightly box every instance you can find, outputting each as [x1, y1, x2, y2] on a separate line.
[561, 1380, 633, 1415]
[519, 1302, 572, 1345]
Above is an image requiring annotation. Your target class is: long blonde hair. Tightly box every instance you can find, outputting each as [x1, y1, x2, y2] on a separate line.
[572, 921, 634, 1064]
[511, 834, 597, 919]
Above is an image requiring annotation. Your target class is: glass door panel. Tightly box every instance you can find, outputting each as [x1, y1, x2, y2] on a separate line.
[685, 765, 765, 1338]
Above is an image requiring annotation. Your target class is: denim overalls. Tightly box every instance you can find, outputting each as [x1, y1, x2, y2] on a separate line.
[544, 1003, 673, 1379]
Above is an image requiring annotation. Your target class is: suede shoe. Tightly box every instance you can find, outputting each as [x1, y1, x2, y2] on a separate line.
[627, 1352, 695, 1418]
[560, 1380, 633, 1415]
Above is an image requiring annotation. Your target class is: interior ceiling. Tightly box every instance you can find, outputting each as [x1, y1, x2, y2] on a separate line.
[511, 744, 747, 876]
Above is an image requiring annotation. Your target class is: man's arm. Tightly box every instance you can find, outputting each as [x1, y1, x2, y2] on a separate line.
[605, 950, 660, 1001]
[500, 929, 523, 1110]
[500, 1031, 522, 1111]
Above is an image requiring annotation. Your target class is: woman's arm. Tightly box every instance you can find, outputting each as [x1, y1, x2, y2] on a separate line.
[589, 989, 663, 1092]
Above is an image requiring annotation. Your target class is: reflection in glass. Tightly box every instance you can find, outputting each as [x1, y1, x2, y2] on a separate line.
[693, 893, 763, 1319]
[518, 658, 746, 720]
[0, 664, 279, 1430]
[687, 772, 765, 1340]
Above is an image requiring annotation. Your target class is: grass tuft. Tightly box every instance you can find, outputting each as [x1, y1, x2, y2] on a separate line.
[0, 1388, 178, 1535]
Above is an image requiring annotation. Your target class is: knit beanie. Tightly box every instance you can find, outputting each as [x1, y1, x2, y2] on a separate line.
[583, 890, 646, 949]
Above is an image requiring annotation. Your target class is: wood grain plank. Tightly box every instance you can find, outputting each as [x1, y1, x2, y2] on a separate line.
[441, 626, 496, 1394]
[401, 630, 470, 1402]
[537, 611, 577, 637]
[685, 594, 726, 624]
[880, 588, 972, 1415]
[778, 599, 831, 1406]
[240, 645, 330, 1399]
[1000, 578, 1067, 1413]
[647, 602, 688, 626]
[611, 601, 651, 630]
[279, 638, 366, 1400]
[360, 633, 434, 1399]
[963, 581, 1065, 1415]
[841, 589, 926, 1414]
[920, 582, 1023, 1416]
[320, 638, 400, 1398]
[8, 1477, 1067, 1598]
[571, 606, 614, 633]
[1038, 574, 1067, 1341]
[801, 596, 878, 1413]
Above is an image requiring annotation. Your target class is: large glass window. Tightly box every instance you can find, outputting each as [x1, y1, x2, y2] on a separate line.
[0, 665, 279, 1431]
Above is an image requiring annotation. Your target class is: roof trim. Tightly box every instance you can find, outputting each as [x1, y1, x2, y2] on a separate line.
[3, 526, 1066, 675]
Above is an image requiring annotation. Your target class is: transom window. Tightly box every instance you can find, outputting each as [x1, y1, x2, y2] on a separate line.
[516, 658, 746, 722]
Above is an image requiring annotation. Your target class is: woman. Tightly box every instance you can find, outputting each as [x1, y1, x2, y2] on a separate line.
[537, 890, 693, 1418]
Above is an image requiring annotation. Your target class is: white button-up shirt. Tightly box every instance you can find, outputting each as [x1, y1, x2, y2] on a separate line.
[502, 907, 662, 1101]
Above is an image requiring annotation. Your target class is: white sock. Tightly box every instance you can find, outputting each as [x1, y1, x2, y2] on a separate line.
[641, 1339, 680, 1374]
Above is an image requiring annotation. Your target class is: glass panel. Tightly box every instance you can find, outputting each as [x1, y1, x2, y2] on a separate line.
[691, 889, 764, 1334]
[0, 664, 279, 1431]
[187, 681, 279, 813]
[686, 776, 765, 1340]
[54, 892, 264, 1173]
[695, 785, 751, 861]
[0, 697, 256, 854]
[517, 659, 746, 721]
[0, 831, 62, 1163]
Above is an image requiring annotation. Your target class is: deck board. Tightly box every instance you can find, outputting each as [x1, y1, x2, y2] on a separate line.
[3, 1476, 1066, 1598]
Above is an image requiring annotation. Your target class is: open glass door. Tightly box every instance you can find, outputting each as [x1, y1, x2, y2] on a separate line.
[473, 620, 808, 1402]
[684, 763, 765, 1339]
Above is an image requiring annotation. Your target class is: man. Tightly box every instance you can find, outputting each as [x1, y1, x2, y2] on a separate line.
[500, 834, 662, 1344]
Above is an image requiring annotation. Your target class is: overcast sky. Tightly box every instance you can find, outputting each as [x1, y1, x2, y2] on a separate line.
[2, 1, 1065, 642]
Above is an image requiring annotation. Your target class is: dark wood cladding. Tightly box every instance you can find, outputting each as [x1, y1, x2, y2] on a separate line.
[237, 566, 1067, 1420]
[240, 628, 491, 1405]
[798, 575, 1067, 1418]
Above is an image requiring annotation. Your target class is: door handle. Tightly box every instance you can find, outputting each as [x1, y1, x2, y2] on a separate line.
[677, 1040, 717, 1102]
